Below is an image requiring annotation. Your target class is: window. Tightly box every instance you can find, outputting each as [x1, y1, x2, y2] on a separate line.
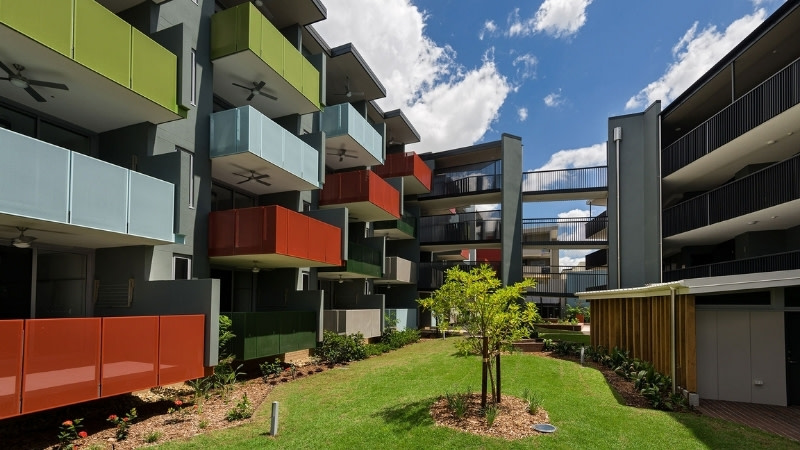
[178, 147, 195, 208]
[302, 272, 309, 291]
[173, 255, 192, 280]
[190, 49, 197, 106]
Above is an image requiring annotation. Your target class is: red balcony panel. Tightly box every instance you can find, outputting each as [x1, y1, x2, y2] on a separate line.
[236, 207, 267, 255]
[265, 205, 284, 255]
[0, 320, 23, 419]
[373, 152, 432, 191]
[286, 210, 310, 259]
[100, 316, 159, 398]
[21, 318, 101, 414]
[328, 226, 343, 265]
[159, 315, 205, 385]
[320, 170, 401, 218]
[208, 209, 236, 257]
[306, 216, 326, 263]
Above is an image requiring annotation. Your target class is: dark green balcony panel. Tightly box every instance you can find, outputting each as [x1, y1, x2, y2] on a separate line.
[224, 311, 317, 361]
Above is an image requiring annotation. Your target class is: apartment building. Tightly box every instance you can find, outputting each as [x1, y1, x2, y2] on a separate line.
[581, 0, 800, 406]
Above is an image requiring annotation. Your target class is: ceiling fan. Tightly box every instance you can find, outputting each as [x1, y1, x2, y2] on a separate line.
[11, 227, 36, 248]
[332, 76, 363, 99]
[0, 61, 69, 102]
[327, 148, 358, 162]
[233, 169, 271, 186]
[232, 80, 277, 102]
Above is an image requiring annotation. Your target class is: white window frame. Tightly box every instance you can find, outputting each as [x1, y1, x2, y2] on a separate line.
[173, 255, 192, 280]
[190, 49, 197, 106]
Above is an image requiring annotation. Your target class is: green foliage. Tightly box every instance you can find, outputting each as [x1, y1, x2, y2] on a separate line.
[381, 328, 421, 349]
[565, 301, 590, 322]
[57, 418, 85, 449]
[145, 431, 163, 443]
[187, 377, 211, 401]
[107, 408, 137, 441]
[218, 314, 236, 363]
[522, 388, 542, 414]
[225, 393, 253, 421]
[212, 363, 245, 398]
[483, 403, 499, 427]
[259, 358, 284, 380]
[318, 331, 367, 364]
[198, 420, 209, 429]
[444, 387, 472, 419]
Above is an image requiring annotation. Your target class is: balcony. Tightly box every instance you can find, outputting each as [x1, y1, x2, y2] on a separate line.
[224, 311, 317, 361]
[418, 261, 500, 291]
[0, 128, 174, 247]
[585, 211, 608, 239]
[318, 241, 383, 280]
[419, 211, 501, 250]
[372, 152, 432, 194]
[522, 166, 608, 202]
[323, 309, 381, 339]
[663, 250, 800, 282]
[320, 103, 384, 170]
[0, 0, 183, 133]
[319, 170, 401, 222]
[0, 315, 204, 419]
[211, 2, 321, 118]
[522, 217, 608, 248]
[208, 205, 342, 269]
[662, 57, 800, 179]
[663, 153, 800, 239]
[375, 256, 417, 285]
[210, 106, 322, 195]
[523, 265, 608, 296]
[373, 212, 416, 240]
[585, 248, 608, 269]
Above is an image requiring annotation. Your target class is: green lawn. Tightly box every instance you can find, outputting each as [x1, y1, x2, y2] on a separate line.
[536, 329, 591, 345]
[158, 338, 799, 449]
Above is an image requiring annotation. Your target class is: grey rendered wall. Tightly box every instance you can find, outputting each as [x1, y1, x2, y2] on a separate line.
[607, 102, 662, 289]
[501, 134, 523, 286]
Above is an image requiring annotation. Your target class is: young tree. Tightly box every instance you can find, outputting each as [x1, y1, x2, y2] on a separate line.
[418, 264, 539, 407]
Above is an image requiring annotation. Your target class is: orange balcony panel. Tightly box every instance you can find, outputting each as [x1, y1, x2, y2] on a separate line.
[373, 152, 432, 194]
[326, 226, 342, 265]
[100, 316, 159, 398]
[158, 315, 205, 386]
[319, 170, 401, 221]
[21, 318, 101, 414]
[208, 209, 236, 257]
[286, 209, 309, 259]
[0, 320, 23, 419]
[235, 207, 267, 255]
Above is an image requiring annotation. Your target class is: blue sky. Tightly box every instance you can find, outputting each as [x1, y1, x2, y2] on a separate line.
[313, 0, 785, 264]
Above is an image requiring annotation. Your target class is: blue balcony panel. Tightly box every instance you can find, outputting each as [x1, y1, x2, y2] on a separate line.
[320, 103, 384, 170]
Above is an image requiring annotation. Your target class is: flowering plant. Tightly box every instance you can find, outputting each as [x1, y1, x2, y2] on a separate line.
[107, 408, 137, 441]
[167, 398, 197, 422]
[57, 418, 85, 449]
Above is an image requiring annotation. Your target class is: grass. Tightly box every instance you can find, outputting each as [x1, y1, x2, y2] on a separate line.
[537, 329, 591, 345]
[156, 338, 799, 449]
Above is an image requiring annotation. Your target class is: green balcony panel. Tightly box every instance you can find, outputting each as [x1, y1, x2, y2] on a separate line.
[131, 27, 178, 112]
[302, 58, 320, 105]
[74, 0, 131, 87]
[0, 0, 73, 57]
[284, 40, 302, 92]
[256, 313, 280, 358]
[225, 311, 316, 361]
[259, 16, 284, 71]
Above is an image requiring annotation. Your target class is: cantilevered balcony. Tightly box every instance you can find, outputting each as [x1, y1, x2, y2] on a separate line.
[320, 103, 384, 170]
[210, 106, 322, 195]
[662, 153, 800, 240]
[0, 0, 184, 133]
[372, 151, 432, 194]
[208, 205, 342, 270]
[0, 315, 204, 419]
[523, 265, 608, 296]
[585, 211, 608, 239]
[318, 240, 383, 281]
[373, 212, 416, 240]
[418, 211, 501, 251]
[0, 128, 175, 247]
[586, 248, 608, 269]
[662, 57, 800, 181]
[375, 256, 417, 285]
[663, 250, 800, 282]
[319, 170, 401, 222]
[211, 2, 321, 118]
[522, 217, 608, 248]
[224, 311, 317, 361]
[522, 166, 608, 202]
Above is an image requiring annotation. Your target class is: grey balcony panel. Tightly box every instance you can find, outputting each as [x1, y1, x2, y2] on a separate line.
[128, 171, 174, 242]
[70, 153, 128, 233]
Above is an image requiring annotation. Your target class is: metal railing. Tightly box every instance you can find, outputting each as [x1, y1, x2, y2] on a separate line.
[663, 153, 800, 237]
[585, 211, 608, 238]
[418, 261, 500, 290]
[419, 211, 502, 244]
[422, 173, 502, 197]
[522, 166, 607, 194]
[663, 250, 800, 281]
[522, 217, 608, 245]
[662, 56, 800, 177]
[523, 265, 608, 296]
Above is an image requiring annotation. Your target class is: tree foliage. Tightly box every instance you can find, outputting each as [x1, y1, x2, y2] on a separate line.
[418, 264, 540, 406]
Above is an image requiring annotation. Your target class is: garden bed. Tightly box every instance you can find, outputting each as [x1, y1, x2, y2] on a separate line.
[536, 323, 582, 331]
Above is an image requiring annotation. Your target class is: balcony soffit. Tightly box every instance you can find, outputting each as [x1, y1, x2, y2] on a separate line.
[211, 151, 319, 196]
[217, 0, 326, 29]
[325, 44, 386, 106]
[0, 216, 171, 249]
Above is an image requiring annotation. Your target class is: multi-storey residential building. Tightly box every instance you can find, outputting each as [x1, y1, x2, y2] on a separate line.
[581, 0, 800, 407]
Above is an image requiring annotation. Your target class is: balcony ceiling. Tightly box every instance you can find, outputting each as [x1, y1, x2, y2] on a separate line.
[412, 192, 502, 215]
[95, 0, 148, 13]
[663, 198, 800, 253]
[325, 44, 386, 106]
[0, 26, 181, 133]
[211, 152, 318, 195]
[319, 201, 397, 223]
[325, 134, 382, 170]
[216, 0, 325, 29]
[209, 253, 337, 270]
[383, 109, 421, 145]
[420, 242, 500, 252]
[662, 103, 800, 198]
[317, 270, 379, 281]
[212, 51, 319, 119]
[372, 226, 413, 240]
[0, 215, 170, 249]
[523, 190, 608, 203]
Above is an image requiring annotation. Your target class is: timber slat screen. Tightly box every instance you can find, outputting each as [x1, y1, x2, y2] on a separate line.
[589, 294, 696, 392]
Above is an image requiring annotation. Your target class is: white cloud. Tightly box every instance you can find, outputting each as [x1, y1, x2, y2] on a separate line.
[560, 250, 591, 267]
[518, 107, 529, 122]
[313, 0, 511, 153]
[523, 143, 606, 192]
[479, 20, 497, 40]
[512, 53, 538, 80]
[536, 142, 606, 170]
[626, 9, 767, 110]
[558, 209, 590, 219]
[543, 90, 564, 107]
[507, 0, 593, 39]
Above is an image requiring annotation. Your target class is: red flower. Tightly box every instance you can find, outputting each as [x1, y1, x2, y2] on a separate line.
[78, 431, 88, 438]
[107, 414, 118, 421]
[174, 399, 183, 406]
[122, 417, 129, 422]
[62, 420, 73, 427]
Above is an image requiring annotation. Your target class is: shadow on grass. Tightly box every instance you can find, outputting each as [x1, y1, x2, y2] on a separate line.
[373, 398, 436, 432]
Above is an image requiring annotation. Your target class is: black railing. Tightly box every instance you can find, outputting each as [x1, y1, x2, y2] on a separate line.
[662, 57, 800, 177]
[522, 217, 608, 245]
[522, 166, 607, 194]
[422, 173, 502, 198]
[523, 265, 608, 296]
[419, 211, 502, 244]
[418, 261, 501, 290]
[585, 248, 608, 269]
[663, 250, 800, 281]
[585, 211, 608, 238]
[663, 153, 800, 237]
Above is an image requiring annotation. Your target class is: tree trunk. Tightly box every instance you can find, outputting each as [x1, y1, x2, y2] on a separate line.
[496, 346, 501, 403]
[481, 335, 489, 408]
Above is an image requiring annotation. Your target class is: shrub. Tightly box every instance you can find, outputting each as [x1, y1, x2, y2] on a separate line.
[57, 418, 85, 449]
[521, 388, 542, 414]
[444, 389, 471, 420]
[318, 331, 367, 364]
[145, 431, 162, 443]
[260, 358, 283, 380]
[107, 408, 137, 441]
[484, 403, 499, 427]
[225, 393, 253, 421]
